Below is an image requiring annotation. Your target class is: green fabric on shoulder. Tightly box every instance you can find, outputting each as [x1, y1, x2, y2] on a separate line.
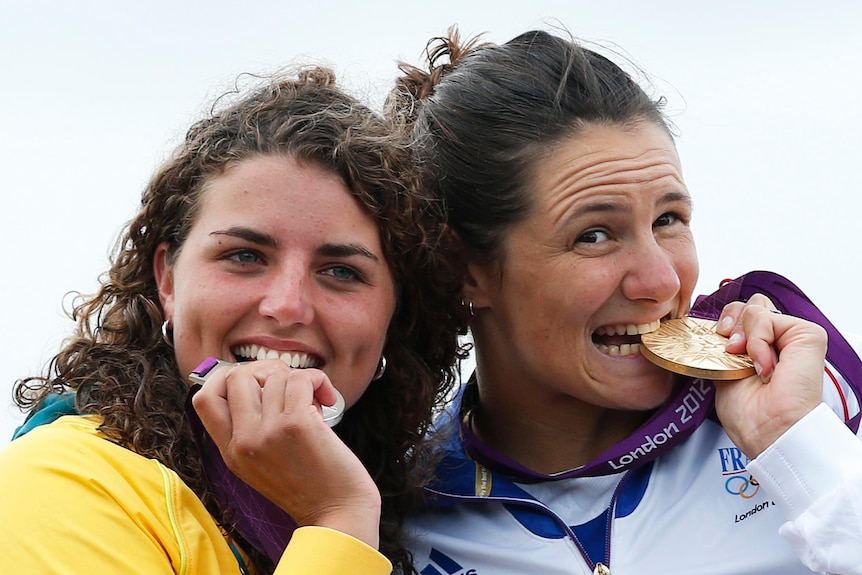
[12, 393, 78, 440]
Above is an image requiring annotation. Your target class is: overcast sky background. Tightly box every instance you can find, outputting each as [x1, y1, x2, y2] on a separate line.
[2, 1, 861, 443]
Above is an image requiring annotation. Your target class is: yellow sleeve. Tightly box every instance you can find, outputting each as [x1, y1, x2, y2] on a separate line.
[0, 416, 240, 574]
[275, 526, 392, 575]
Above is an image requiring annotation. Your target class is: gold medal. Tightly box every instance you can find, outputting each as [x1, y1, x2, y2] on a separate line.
[639, 317, 756, 380]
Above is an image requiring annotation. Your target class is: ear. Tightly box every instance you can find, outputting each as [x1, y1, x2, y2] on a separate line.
[462, 260, 497, 313]
[153, 242, 175, 320]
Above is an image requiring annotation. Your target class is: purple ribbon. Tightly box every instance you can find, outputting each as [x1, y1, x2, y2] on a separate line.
[185, 270, 862, 558]
[689, 272, 862, 433]
[185, 385, 296, 564]
[460, 373, 713, 480]
[462, 270, 862, 481]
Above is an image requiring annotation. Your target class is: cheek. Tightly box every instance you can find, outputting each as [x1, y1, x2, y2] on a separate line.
[170, 278, 238, 373]
[513, 281, 588, 349]
[331, 292, 395, 348]
[172, 277, 214, 329]
[668, 241, 699, 314]
[332, 297, 395, 406]
[677, 242, 700, 292]
[369, 297, 397, 345]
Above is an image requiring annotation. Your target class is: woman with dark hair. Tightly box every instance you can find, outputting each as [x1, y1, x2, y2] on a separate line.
[0, 66, 465, 574]
[388, 28, 862, 574]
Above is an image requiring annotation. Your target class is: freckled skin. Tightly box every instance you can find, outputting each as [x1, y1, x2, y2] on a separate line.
[465, 122, 699, 472]
[155, 154, 396, 408]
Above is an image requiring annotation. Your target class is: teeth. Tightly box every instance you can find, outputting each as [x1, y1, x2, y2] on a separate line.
[596, 320, 661, 337]
[232, 344, 319, 368]
[596, 343, 641, 357]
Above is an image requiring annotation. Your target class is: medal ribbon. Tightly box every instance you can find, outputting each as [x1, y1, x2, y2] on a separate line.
[185, 385, 296, 564]
[689, 271, 862, 432]
[181, 270, 861, 565]
[460, 372, 712, 480]
[462, 270, 862, 481]
[459, 282, 733, 481]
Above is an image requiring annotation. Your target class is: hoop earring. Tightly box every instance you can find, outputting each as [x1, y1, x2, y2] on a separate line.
[468, 301, 475, 317]
[161, 319, 174, 348]
[372, 355, 387, 380]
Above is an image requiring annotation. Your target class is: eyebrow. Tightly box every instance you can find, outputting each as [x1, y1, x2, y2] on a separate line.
[210, 227, 379, 261]
[318, 243, 379, 261]
[211, 227, 278, 247]
[658, 191, 693, 207]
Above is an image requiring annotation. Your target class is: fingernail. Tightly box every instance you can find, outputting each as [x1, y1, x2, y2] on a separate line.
[728, 332, 743, 345]
[755, 363, 772, 383]
[718, 316, 734, 331]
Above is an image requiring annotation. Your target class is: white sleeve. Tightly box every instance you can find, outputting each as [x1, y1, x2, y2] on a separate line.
[747, 403, 862, 574]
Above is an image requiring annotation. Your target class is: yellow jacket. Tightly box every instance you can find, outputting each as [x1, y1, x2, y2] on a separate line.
[0, 415, 391, 574]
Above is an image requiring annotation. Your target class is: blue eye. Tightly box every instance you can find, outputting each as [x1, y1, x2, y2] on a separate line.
[322, 265, 360, 281]
[228, 250, 262, 264]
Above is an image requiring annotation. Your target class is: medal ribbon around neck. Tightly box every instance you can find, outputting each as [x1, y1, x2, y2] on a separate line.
[460, 373, 713, 481]
[458, 280, 748, 481]
[462, 269, 862, 481]
[185, 385, 297, 564]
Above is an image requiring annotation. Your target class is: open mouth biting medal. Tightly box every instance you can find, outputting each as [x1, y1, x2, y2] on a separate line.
[583, 319, 755, 575]
[639, 317, 756, 380]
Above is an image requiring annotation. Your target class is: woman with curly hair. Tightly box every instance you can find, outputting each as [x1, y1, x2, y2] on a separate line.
[0, 66, 465, 575]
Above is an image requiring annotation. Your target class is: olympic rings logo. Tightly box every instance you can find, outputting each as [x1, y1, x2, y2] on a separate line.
[725, 474, 760, 498]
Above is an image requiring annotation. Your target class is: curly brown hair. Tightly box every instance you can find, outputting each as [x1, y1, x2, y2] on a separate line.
[15, 66, 468, 574]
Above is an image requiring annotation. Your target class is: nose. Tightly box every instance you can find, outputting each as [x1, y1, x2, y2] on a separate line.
[620, 237, 681, 304]
[258, 265, 314, 326]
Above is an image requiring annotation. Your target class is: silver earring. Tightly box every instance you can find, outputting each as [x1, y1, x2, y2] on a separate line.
[161, 319, 174, 347]
[373, 355, 387, 380]
[468, 301, 475, 317]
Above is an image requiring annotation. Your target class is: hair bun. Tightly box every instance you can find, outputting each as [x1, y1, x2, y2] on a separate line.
[386, 26, 487, 127]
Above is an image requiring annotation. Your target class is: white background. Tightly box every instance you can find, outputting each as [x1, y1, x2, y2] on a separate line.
[3, 1, 861, 442]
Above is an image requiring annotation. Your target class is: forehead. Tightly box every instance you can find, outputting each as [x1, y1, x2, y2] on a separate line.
[201, 156, 348, 213]
[193, 155, 381, 241]
[530, 121, 684, 211]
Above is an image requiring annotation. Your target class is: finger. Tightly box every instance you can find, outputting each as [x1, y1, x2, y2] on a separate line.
[247, 359, 289, 417]
[221, 365, 267, 435]
[310, 371, 339, 409]
[745, 293, 776, 309]
[739, 305, 780, 382]
[768, 320, 827, 397]
[192, 366, 235, 448]
[718, 301, 749, 354]
[246, 361, 339, 425]
[719, 294, 778, 353]
[259, 364, 298, 422]
[276, 369, 339, 424]
[716, 301, 745, 336]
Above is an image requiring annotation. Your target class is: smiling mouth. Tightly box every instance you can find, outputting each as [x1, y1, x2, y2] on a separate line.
[592, 320, 661, 357]
[231, 344, 321, 368]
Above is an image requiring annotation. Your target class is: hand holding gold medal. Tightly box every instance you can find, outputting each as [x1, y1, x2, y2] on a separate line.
[640, 317, 757, 380]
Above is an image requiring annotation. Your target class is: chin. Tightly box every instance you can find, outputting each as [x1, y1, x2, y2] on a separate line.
[616, 375, 677, 412]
